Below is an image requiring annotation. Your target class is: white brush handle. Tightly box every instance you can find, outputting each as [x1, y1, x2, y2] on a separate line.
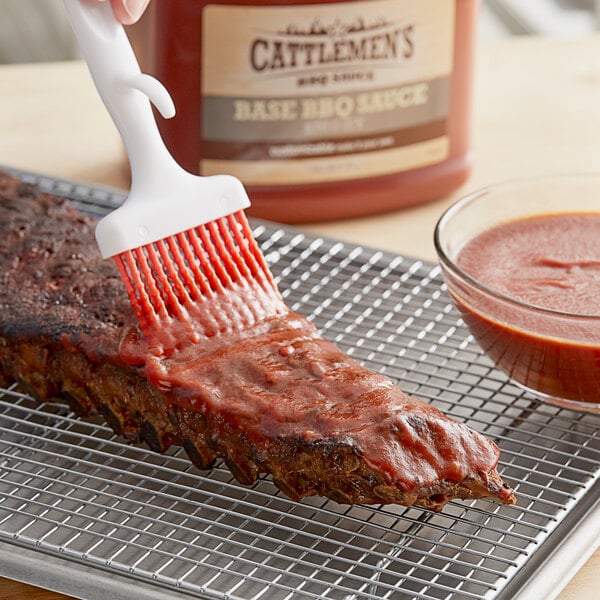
[64, 0, 176, 187]
[64, 0, 250, 258]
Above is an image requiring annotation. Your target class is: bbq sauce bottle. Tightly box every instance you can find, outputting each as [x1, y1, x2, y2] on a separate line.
[131, 0, 479, 223]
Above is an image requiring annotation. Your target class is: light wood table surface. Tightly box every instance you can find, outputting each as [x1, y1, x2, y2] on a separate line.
[1, 34, 600, 600]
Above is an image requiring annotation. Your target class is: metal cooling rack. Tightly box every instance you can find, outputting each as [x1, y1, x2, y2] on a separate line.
[1, 171, 600, 600]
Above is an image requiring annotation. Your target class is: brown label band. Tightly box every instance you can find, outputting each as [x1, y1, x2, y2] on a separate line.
[200, 119, 447, 162]
[202, 76, 450, 144]
[200, 136, 450, 184]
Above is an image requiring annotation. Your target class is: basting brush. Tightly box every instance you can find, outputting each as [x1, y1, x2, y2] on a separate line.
[64, 0, 285, 348]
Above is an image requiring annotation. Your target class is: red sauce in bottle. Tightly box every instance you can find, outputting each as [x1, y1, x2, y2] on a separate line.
[131, 0, 479, 222]
[455, 213, 600, 405]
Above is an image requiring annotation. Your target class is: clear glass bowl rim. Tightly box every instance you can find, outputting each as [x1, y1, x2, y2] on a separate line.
[433, 175, 600, 322]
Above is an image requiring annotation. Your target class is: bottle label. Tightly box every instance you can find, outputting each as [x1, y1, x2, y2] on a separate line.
[201, 0, 455, 185]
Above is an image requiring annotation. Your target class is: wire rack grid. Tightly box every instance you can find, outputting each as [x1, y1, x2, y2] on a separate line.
[0, 172, 599, 600]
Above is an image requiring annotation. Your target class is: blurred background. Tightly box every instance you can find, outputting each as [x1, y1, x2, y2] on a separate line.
[1, 0, 600, 64]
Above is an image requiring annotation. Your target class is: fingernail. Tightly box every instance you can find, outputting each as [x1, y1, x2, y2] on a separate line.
[122, 0, 150, 24]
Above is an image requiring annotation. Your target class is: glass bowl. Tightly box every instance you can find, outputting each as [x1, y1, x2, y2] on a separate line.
[434, 175, 600, 412]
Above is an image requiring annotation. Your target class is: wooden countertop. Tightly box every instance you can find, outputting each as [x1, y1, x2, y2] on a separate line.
[0, 33, 599, 600]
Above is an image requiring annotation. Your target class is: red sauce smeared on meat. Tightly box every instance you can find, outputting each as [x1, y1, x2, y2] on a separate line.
[0, 172, 514, 507]
[456, 213, 600, 403]
[120, 290, 502, 491]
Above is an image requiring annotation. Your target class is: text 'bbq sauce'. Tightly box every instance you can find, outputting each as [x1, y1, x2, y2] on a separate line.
[131, 0, 479, 222]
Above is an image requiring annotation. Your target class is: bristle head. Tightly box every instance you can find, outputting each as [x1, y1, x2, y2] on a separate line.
[113, 211, 284, 346]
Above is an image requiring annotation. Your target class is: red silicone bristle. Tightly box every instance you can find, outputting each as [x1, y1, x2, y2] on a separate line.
[175, 230, 213, 300]
[231, 211, 276, 290]
[113, 212, 283, 340]
[215, 220, 244, 283]
[197, 222, 233, 289]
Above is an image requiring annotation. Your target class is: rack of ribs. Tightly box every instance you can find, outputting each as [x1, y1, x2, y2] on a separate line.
[0, 172, 515, 510]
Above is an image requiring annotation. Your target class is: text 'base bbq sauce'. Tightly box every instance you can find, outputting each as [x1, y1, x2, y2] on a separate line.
[131, 0, 479, 223]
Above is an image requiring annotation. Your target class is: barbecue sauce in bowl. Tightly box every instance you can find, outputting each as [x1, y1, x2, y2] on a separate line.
[446, 213, 600, 409]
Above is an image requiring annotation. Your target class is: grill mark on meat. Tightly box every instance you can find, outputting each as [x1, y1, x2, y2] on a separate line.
[0, 172, 515, 510]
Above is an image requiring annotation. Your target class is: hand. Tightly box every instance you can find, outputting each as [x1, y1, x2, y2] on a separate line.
[93, 0, 151, 25]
